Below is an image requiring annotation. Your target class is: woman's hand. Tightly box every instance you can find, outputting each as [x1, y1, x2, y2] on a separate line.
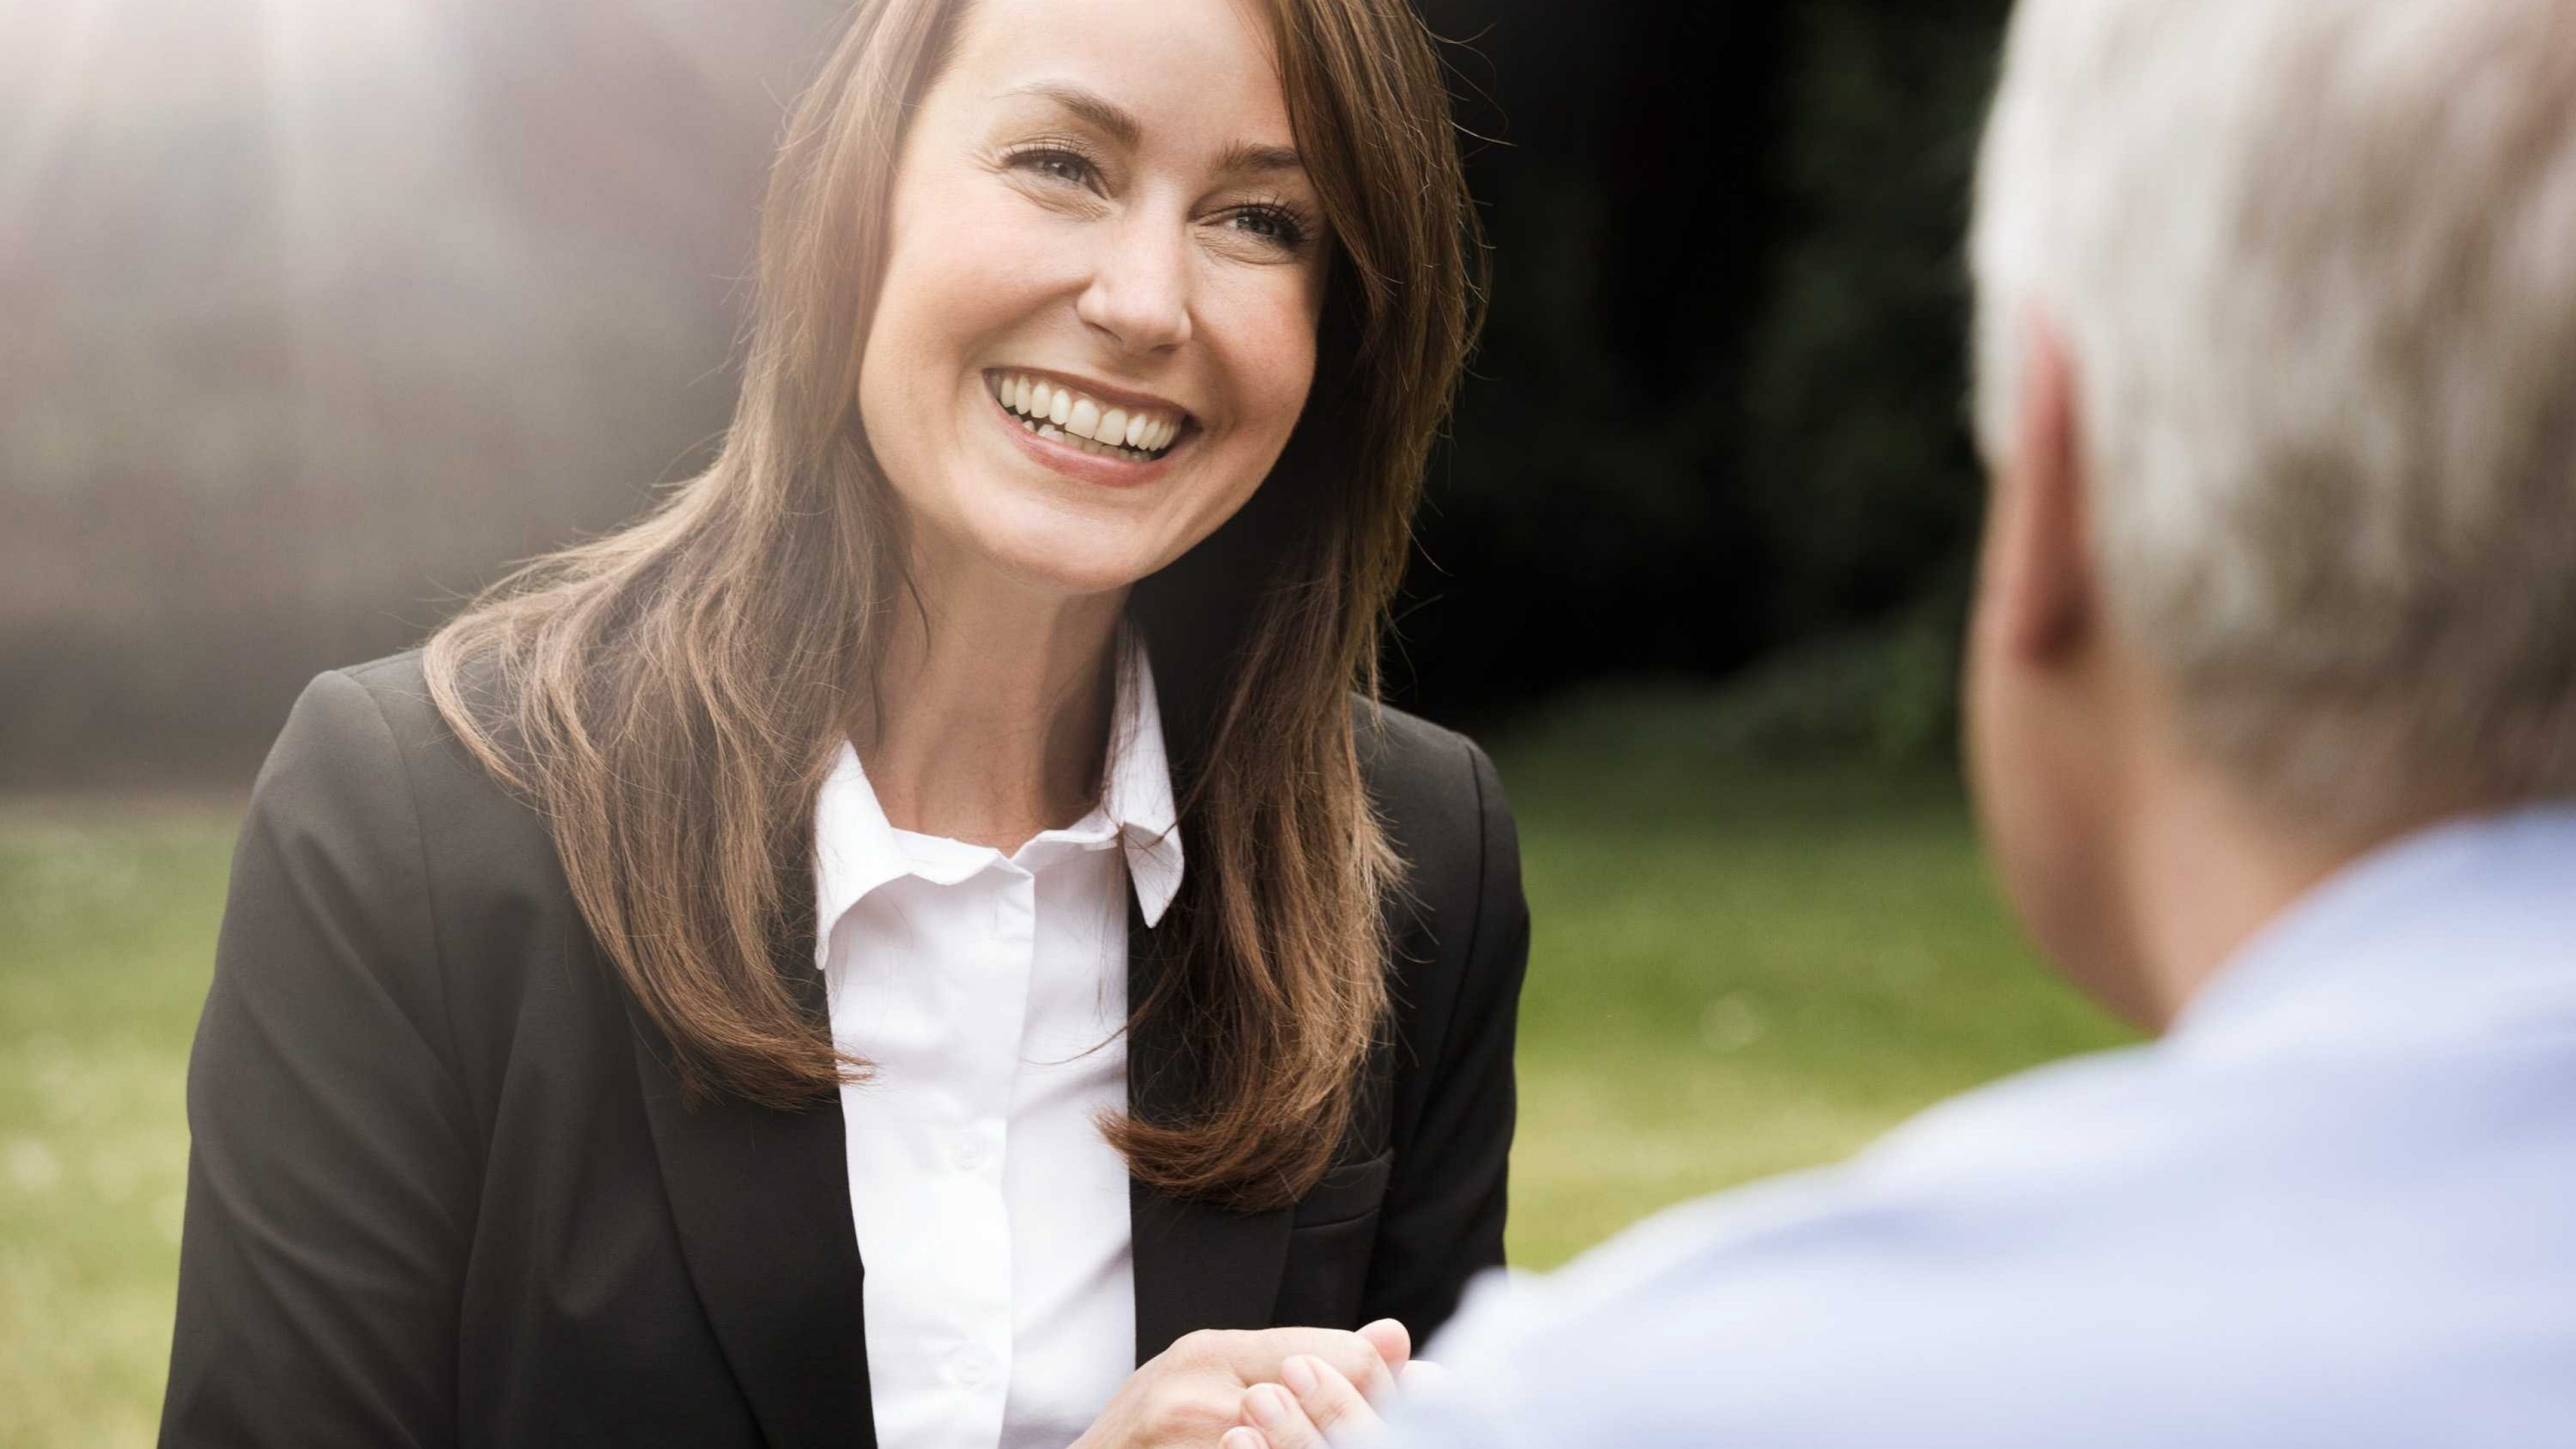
[1068, 1321, 1407, 1449]
[1219, 1352, 1393, 1449]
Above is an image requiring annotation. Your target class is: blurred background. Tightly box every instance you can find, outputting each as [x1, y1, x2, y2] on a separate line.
[0, 0, 2128, 1441]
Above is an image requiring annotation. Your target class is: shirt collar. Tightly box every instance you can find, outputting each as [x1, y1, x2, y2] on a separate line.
[812, 631, 1186, 955]
[2170, 804, 2576, 1061]
[1099, 631, 1185, 923]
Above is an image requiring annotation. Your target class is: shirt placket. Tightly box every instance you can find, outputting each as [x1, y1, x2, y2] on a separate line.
[937, 859, 1039, 1449]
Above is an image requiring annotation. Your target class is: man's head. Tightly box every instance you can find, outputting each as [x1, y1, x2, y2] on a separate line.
[1965, 0, 2576, 1023]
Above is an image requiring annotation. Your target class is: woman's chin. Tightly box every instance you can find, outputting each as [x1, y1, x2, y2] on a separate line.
[913, 484, 1212, 600]
[960, 527, 1173, 600]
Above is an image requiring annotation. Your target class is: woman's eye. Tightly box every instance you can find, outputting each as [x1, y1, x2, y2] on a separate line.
[1012, 147, 1095, 187]
[1227, 205, 1308, 250]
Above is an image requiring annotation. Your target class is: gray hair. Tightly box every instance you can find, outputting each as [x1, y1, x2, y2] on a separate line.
[1970, 0, 2576, 831]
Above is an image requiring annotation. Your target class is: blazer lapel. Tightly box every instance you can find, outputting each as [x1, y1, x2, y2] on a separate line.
[625, 983, 876, 1449]
[1125, 896, 1294, 1364]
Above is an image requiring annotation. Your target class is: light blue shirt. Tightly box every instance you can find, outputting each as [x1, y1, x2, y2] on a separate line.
[1402, 808, 2576, 1448]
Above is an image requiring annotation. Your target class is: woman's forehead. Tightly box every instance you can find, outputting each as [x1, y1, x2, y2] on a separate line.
[945, 0, 1299, 162]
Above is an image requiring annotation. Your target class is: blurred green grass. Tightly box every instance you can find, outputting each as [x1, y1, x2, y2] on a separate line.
[1490, 693, 2132, 1264]
[0, 707, 2130, 1444]
[1, 796, 242, 1449]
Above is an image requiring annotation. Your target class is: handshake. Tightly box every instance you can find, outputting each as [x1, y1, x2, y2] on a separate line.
[1073, 1320, 1428, 1449]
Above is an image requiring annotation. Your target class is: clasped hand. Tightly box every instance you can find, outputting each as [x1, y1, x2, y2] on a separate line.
[1069, 1319, 1413, 1449]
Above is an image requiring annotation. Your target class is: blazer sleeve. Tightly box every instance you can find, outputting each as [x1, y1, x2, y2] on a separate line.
[1359, 737, 1532, 1341]
[160, 671, 478, 1449]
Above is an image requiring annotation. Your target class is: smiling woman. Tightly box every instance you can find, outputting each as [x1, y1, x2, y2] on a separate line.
[866, 44, 1334, 566]
[158, 1, 1523, 1448]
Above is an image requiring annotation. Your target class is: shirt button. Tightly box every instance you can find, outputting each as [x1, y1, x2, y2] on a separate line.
[953, 1351, 987, 1387]
[954, 1138, 985, 1170]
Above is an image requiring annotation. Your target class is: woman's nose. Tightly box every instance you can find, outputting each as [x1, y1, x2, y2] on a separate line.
[1074, 212, 1193, 354]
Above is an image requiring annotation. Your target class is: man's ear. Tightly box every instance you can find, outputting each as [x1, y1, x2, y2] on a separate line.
[1988, 313, 2096, 664]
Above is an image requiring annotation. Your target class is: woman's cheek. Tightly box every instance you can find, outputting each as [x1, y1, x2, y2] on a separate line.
[1215, 284, 1323, 445]
[899, 176, 1062, 334]
[1253, 343, 1320, 455]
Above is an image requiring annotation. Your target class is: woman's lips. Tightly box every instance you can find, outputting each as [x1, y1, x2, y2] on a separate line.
[986, 370, 1190, 457]
[988, 380, 1185, 487]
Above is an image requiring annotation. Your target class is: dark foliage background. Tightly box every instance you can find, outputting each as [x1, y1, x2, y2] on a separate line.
[1401, 0, 2008, 747]
[0, 0, 2014, 787]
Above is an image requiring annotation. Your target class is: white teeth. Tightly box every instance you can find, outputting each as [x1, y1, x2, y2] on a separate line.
[993, 372, 1181, 456]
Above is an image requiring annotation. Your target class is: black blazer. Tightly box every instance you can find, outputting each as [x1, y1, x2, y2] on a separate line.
[160, 651, 1529, 1448]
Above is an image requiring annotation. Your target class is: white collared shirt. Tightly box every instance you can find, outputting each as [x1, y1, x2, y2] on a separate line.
[812, 639, 1183, 1449]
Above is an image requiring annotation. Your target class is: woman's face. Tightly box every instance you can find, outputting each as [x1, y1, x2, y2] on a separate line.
[857, 0, 1329, 600]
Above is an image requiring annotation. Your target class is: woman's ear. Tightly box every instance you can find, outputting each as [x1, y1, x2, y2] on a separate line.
[1987, 311, 2098, 667]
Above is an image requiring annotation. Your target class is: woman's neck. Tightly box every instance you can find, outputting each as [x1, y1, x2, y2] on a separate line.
[860, 554, 1128, 852]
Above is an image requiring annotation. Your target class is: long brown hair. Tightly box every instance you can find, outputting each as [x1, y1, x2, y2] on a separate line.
[423, 0, 1478, 1210]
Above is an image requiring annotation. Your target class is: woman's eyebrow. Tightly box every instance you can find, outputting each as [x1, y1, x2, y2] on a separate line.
[1001, 82, 1141, 149]
[999, 80, 1304, 179]
[1216, 141, 1304, 178]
